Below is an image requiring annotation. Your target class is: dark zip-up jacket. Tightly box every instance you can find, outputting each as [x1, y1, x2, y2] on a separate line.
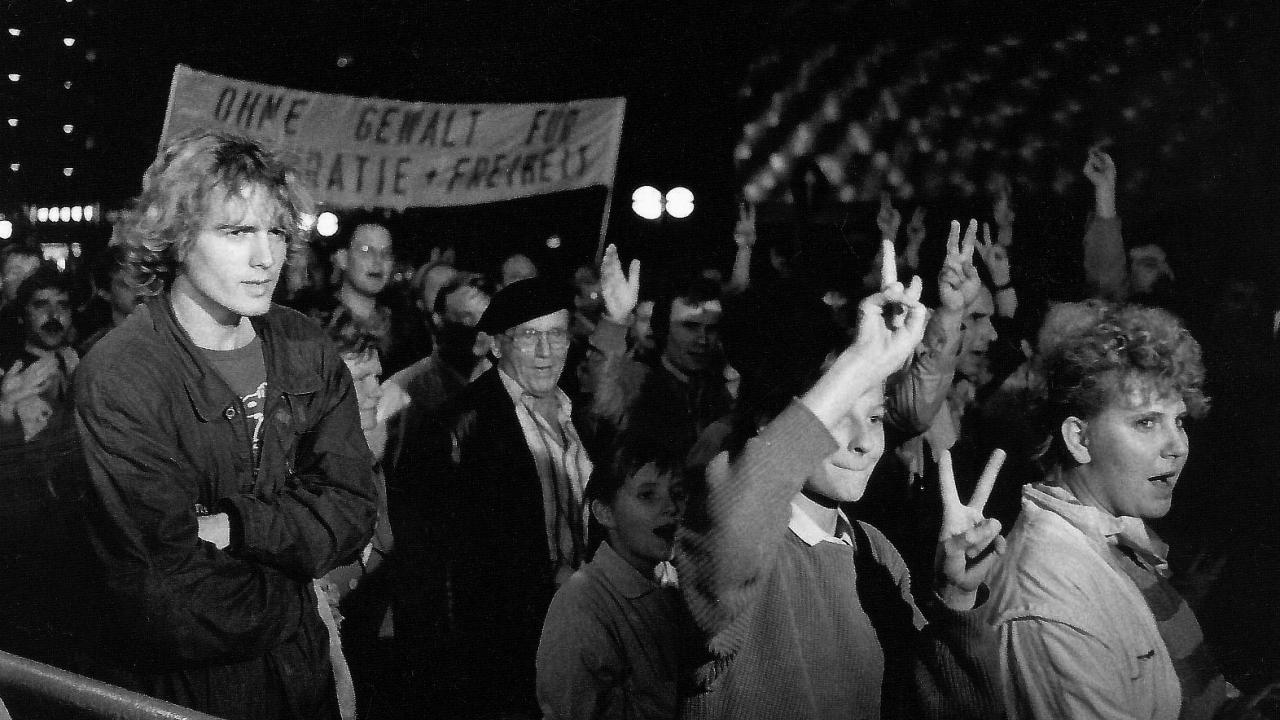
[74, 297, 377, 719]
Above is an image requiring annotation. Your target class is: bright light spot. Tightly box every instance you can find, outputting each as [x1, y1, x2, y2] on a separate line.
[7, 74, 19, 82]
[71, 205, 82, 222]
[63, 81, 72, 90]
[545, 235, 561, 249]
[63, 124, 74, 133]
[665, 187, 694, 218]
[336, 55, 352, 68]
[63, 167, 74, 176]
[7, 28, 19, 37]
[60, 207, 71, 222]
[6, 118, 15, 127]
[9, 163, 18, 172]
[45, 208, 56, 223]
[316, 211, 339, 237]
[0, 220, 11, 240]
[631, 186, 662, 220]
[71, 243, 81, 257]
[63, 37, 75, 47]
[299, 213, 316, 232]
[83, 205, 94, 221]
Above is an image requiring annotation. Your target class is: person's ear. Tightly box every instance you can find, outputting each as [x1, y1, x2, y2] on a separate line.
[591, 499, 615, 531]
[1062, 416, 1091, 464]
[333, 249, 349, 272]
[431, 311, 444, 330]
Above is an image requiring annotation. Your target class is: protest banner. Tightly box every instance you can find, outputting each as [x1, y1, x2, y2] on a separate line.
[161, 65, 626, 212]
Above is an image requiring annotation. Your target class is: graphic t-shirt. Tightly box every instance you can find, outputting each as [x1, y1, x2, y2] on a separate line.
[201, 335, 268, 469]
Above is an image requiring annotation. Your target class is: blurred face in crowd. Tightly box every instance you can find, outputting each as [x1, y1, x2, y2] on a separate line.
[494, 309, 570, 398]
[3, 254, 41, 304]
[1064, 380, 1189, 520]
[663, 297, 722, 375]
[956, 286, 997, 382]
[105, 271, 142, 324]
[805, 382, 885, 503]
[1128, 244, 1173, 297]
[176, 184, 286, 324]
[342, 224, 394, 298]
[594, 462, 685, 573]
[341, 348, 384, 454]
[24, 287, 73, 351]
[501, 254, 538, 289]
[436, 283, 492, 365]
[630, 299, 656, 353]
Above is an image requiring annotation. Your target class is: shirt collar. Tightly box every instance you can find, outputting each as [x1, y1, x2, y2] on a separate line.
[496, 366, 571, 418]
[593, 540, 662, 600]
[788, 501, 855, 548]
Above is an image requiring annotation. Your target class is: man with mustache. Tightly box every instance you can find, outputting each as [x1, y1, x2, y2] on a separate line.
[0, 266, 78, 442]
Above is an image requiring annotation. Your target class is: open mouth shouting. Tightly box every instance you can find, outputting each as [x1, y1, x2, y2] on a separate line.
[651, 523, 677, 543]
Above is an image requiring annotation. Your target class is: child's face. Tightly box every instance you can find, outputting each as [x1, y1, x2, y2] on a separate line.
[805, 383, 885, 503]
[598, 463, 685, 572]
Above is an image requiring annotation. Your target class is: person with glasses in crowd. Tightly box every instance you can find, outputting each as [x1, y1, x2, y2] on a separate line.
[403, 275, 592, 718]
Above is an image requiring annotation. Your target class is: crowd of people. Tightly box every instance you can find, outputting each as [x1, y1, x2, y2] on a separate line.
[0, 123, 1277, 720]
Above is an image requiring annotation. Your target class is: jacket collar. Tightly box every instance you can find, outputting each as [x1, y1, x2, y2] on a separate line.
[145, 296, 320, 421]
[1026, 483, 1169, 568]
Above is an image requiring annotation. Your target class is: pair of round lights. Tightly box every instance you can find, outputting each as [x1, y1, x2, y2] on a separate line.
[631, 186, 694, 220]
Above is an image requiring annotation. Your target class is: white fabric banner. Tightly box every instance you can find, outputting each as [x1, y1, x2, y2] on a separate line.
[161, 65, 626, 210]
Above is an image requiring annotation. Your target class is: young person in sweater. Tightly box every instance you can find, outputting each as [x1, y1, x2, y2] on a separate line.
[674, 244, 1006, 720]
[985, 302, 1238, 720]
[536, 435, 689, 720]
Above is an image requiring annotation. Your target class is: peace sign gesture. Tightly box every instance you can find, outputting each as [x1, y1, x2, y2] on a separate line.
[934, 448, 1007, 610]
[976, 222, 1011, 288]
[938, 219, 980, 312]
[599, 243, 641, 324]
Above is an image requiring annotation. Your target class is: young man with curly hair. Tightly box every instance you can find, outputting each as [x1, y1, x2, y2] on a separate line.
[74, 130, 377, 720]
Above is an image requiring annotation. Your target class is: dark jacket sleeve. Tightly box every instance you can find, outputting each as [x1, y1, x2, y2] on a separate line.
[220, 346, 378, 579]
[859, 523, 1002, 720]
[75, 363, 310, 666]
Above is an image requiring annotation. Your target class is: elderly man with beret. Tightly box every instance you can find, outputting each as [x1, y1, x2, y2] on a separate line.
[399, 276, 591, 719]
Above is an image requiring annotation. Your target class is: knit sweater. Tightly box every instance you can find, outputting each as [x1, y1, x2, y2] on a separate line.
[675, 401, 1000, 720]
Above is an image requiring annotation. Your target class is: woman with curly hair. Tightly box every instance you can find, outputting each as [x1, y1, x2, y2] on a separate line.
[985, 302, 1235, 719]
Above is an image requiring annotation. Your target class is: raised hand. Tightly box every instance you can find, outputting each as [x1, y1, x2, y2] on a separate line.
[993, 190, 1015, 247]
[876, 191, 902, 242]
[599, 243, 641, 324]
[733, 202, 757, 249]
[977, 223, 1012, 287]
[1083, 148, 1116, 191]
[938, 220, 981, 312]
[903, 206, 927, 270]
[935, 448, 1008, 609]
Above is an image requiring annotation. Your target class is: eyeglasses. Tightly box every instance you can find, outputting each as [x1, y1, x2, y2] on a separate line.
[506, 327, 570, 351]
[351, 244, 394, 261]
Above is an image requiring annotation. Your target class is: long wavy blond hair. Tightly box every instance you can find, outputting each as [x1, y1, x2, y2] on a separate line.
[111, 130, 314, 296]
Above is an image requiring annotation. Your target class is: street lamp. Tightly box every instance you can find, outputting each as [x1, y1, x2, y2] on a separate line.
[630, 185, 695, 220]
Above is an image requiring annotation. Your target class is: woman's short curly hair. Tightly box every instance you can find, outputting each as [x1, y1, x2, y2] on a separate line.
[1035, 302, 1208, 469]
[111, 130, 314, 296]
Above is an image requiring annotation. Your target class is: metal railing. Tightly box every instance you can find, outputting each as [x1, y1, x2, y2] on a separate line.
[0, 650, 222, 720]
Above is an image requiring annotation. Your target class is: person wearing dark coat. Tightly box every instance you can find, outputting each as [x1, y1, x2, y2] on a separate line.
[74, 131, 377, 720]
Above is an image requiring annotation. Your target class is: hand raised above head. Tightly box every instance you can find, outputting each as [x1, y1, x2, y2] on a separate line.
[1083, 148, 1116, 189]
[877, 191, 902, 242]
[599, 243, 641, 324]
[976, 222, 1012, 287]
[938, 220, 981, 311]
[935, 449, 1008, 609]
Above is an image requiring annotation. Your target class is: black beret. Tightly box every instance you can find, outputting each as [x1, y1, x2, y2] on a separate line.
[478, 276, 573, 335]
